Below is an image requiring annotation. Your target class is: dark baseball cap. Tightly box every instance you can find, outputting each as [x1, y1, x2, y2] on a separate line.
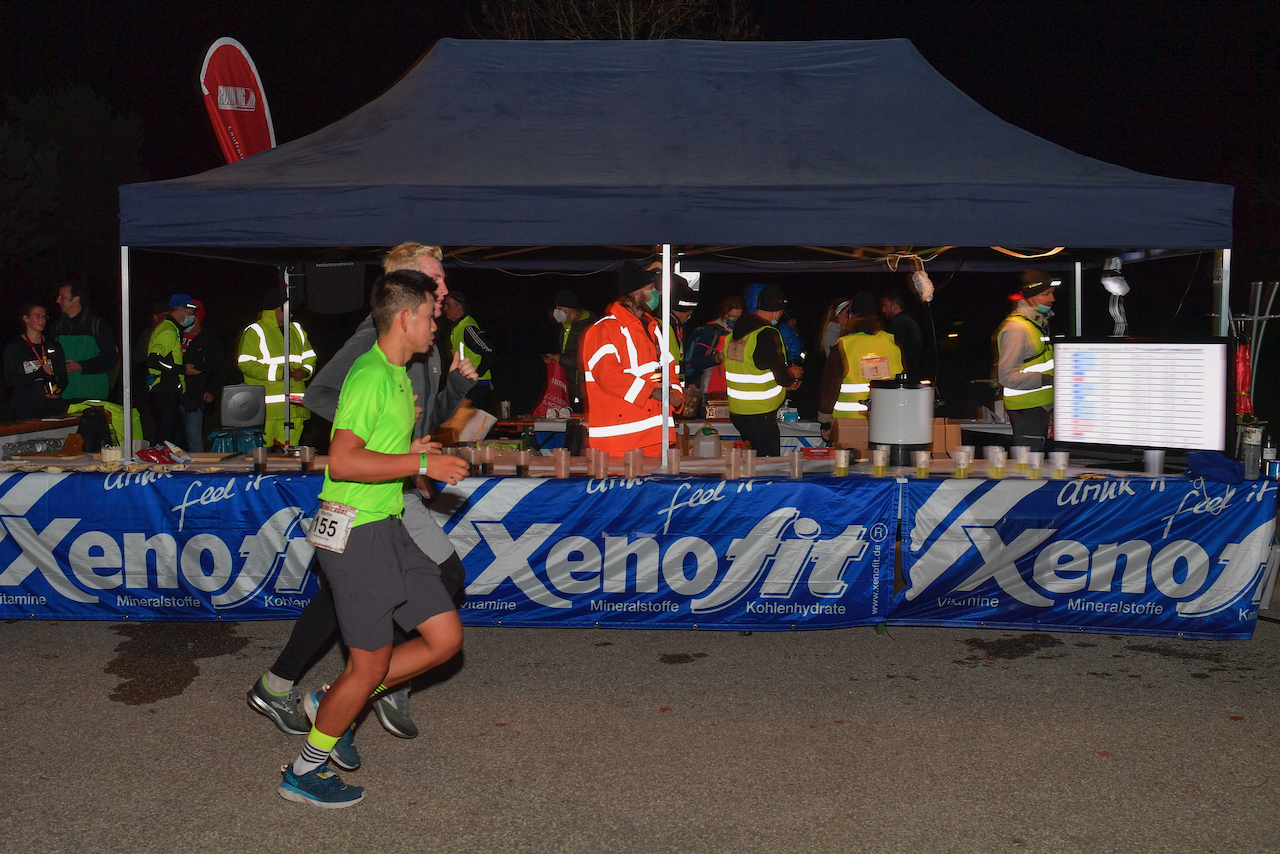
[756, 284, 788, 312]
[1020, 269, 1061, 299]
[553, 289, 580, 310]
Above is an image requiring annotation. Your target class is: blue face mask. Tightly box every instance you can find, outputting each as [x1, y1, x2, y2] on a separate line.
[1035, 303, 1052, 315]
[644, 290, 660, 311]
[179, 314, 196, 329]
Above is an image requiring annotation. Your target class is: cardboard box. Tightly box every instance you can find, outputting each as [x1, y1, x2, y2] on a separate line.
[831, 417, 960, 457]
[830, 418, 868, 453]
[931, 418, 962, 455]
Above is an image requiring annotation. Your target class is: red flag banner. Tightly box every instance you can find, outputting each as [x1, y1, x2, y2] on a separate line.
[199, 37, 276, 163]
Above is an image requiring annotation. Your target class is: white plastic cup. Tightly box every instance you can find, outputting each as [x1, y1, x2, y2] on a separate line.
[665, 449, 682, 475]
[871, 447, 889, 477]
[1144, 449, 1165, 477]
[834, 448, 850, 476]
[1027, 451, 1044, 480]
[1011, 445, 1030, 473]
[913, 450, 931, 478]
[953, 448, 972, 479]
[742, 449, 757, 478]
[789, 449, 804, 480]
[1049, 451, 1070, 479]
[725, 447, 741, 481]
[624, 448, 642, 479]
[553, 447, 570, 478]
[987, 446, 1007, 479]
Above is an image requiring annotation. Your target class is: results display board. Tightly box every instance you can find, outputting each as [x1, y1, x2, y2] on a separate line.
[1053, 341, 1229, 451]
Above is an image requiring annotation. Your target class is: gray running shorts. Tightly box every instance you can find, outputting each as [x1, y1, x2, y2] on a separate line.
[316, 516, 455, 651]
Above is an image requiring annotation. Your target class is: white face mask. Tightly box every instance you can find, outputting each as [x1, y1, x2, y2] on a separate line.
[552, 309, 568, 323]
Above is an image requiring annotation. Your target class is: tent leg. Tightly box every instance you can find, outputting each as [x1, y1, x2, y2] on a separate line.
[660, 244, 672, 469]
[280, 265, 292, 449]
[1213, 249, 1231, 337]
[120, 246, 133, 459]
[1071, 261, 1083, 337]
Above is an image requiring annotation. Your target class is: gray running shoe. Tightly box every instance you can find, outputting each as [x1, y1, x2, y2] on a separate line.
[372, 684, 418, 739]
[247, 678, 309, 735]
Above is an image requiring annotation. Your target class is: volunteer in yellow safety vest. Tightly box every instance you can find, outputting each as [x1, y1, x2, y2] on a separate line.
[237, 287, 317, 447]
[995, 270, 1058, 452]
[442, 290, 495, 412]
[724, 283, 801, 458]
[580, 261, 683, 456]
[818, 291, 902, 435]
[665, 278, 698, 366]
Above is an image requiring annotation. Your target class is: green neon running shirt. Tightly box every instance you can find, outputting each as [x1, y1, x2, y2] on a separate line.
[319, 342, 414, 526]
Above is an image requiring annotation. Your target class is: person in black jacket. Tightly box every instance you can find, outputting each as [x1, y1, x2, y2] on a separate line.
[180, 300, 225, 452]
[542, 289, 594, 411]
[3, 303, 68, 421]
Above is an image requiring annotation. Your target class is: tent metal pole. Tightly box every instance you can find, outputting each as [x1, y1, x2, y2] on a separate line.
[120, 246, 133, 458]
[280, 266, 292, 448]
[1213, 249, 1231, 337]
[660, 244, 672, 469]
[1071, 261, 1083, 337]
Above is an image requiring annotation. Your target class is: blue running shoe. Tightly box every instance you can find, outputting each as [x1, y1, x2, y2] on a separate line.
[330, 726, 361, 771]
[278, 763, 364, 809]
[301, 683, 329, 725]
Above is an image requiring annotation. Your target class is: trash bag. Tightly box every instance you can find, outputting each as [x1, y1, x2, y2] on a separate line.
[532, 360, 571, 417]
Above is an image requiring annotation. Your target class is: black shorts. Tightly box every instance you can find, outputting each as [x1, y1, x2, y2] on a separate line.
[315, 516, 455, 652]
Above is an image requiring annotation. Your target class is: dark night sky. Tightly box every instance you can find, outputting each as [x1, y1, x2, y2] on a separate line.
[2, 0, 1278, 422]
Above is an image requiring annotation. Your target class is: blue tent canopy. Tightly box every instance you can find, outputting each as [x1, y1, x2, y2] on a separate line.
[119, 38, 1232, 251]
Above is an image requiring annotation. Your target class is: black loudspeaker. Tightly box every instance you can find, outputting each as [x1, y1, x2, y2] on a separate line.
[221, 384, 266, 427]
[305, 261, 368, 314]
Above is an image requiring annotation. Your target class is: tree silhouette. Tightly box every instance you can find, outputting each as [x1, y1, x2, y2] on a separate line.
[475, 0, 757, 40]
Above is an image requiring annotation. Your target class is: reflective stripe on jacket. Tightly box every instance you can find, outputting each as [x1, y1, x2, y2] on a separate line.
[725, 326, 785, 415]
[833, 330, 902, 419]
[998, 312, 1054, 410]
[581, 302, 680, 454]
[236, 312, 317, 415]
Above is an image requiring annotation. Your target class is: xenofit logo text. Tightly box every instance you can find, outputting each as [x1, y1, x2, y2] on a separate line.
[442, 480, 869, 613]
[0, 473, 313, 609]
[906, 479, 1274, 619]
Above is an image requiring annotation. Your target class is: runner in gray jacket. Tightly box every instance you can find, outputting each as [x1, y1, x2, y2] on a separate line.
[247, 247, 477, 762]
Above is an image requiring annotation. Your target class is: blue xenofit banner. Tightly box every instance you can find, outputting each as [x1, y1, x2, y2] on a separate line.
[435, 475, 900, 629]
[0, 471, 321, 620]
[891, 476, 1277, 639]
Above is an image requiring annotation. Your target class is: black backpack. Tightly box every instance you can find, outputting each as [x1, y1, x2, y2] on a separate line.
[76, 406, 112, 453]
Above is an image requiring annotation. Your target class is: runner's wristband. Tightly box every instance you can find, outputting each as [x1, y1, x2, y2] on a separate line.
[418, 452, 428, 476]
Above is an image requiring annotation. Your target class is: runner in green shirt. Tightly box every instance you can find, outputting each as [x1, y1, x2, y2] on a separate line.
[279, 269, 469, 809]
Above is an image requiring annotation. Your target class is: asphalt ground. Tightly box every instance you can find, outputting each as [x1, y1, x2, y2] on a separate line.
[3, 617, 1278, 854]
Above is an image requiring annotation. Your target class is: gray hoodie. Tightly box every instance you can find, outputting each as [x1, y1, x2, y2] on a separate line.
[303, 315, 474, 438]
